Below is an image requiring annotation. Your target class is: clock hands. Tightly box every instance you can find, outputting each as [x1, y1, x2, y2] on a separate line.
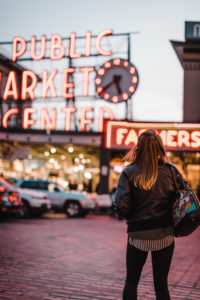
[113, 75, 122, 94]
[100, 75, 122, 95]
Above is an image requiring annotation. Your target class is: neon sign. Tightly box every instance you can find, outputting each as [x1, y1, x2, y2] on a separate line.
[0, 30, 118, 132]
[12, 30, 113, 62]
[105, 121, 200, 151]
[2, 106, 114, 132]
[1, 67, 97, 100]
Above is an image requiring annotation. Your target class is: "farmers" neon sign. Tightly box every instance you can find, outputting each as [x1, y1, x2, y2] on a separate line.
[105, 121, 200, 151]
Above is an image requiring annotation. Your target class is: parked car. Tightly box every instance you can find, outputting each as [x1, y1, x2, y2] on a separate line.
[16, 179, 95, 217]
[0, 177, 22, 217]
[18, 188, 51, 217]
[1, 178, 51, 217]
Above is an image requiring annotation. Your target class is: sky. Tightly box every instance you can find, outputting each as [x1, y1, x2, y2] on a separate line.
[1, 0, 200, 125]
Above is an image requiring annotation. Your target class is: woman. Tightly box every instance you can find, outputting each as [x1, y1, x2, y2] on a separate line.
[114, 129, 183, 300]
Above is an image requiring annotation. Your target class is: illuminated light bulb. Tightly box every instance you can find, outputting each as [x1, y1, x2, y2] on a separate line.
[86, 159, 91, 163]
[68, 146, 74, 153]
[97, 87, 103, 93]
[81, 159, 86, 164]
[122, 93, 129, 100]
[44, 151, 49, 157]
[129, 86, 135, 93]
[84, 172, 92, 179]
[79, 153, 84, 159]
[124, 61, 129, 67]
[73, 166, 79, 172]
[104, 61, 111, 68]
[104, 93, 110, 100]
[50, 147, 56, 154]
[49, 158, 54, 163]
[98, 68, 105, 75]
[61, 155, 66, 160]
[130, 67, 135, 74]
[74, 157, 80, 163]
[132, 76, 138, 83]
[95, 78, 101, 85]
[113, 58, 120, 65]
[112, 96, 119, 103]
[78, 165, 84, 170]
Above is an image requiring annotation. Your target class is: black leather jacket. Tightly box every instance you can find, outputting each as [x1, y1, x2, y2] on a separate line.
[114, 162, 183, 232]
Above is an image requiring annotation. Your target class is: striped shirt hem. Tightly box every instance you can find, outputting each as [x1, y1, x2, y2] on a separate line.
[129, 235, 174, 252]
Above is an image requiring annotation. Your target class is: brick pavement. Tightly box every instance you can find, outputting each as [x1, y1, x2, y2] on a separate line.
[0, 214, 200, 300]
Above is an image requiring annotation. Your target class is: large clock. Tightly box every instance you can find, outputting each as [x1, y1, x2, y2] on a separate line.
[95, 58, 139, 103]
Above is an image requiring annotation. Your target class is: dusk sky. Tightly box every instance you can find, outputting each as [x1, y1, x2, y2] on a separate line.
[1, 0, 200, 126]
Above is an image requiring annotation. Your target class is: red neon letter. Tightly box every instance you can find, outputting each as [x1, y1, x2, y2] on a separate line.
[61, 107, 77, 131]
[50, 34, 65, 60]
[42, 69, 57, 98]
[12, 37, 26, 62]
[124, 129, 138, 146]
[62, 68, 75, 98]
[21, 71, 37, 100]
[85, 31, 92, 57]
[3, 71, 18, 100]
[116, 128, 128, 145]
[80, 107, 94, 131]
[40, 108, 56, 130]
[23, 107, 36, 129]
[31, 35, 46, 60]
[79, 67, 95, 97]
[2, 108, 19, 128]
[98, 107, 114, 132]
[69, 32, 82, 59]
[178, 130, 190, 147]
[191, 131, 200, 148]
[159, 130, 167, 146]
[95, 29, 112, 56]
[167, 130, 177, 147]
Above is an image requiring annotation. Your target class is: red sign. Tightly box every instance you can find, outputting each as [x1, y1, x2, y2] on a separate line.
[0, 30, 113, 101]
[12, 30, 113, 62]
[2, 106, 114, 132]
[0, 30, 119, 132]
[105, 121, 200, 151]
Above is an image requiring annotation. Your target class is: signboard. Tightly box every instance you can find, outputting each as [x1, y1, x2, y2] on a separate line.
[1, 30, 113, 101]
[105, 121, 200, 151]
[185, 21, 200, 41]
[0, 30, 137, 132]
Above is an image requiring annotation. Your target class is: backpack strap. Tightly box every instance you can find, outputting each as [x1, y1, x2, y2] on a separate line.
[168, 165, 180, 193]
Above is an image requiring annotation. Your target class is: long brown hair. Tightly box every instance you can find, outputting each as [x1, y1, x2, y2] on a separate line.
[123, 130, 167, 190]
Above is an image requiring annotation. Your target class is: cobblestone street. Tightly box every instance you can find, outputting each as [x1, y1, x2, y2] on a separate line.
[0, 214, 200, 300]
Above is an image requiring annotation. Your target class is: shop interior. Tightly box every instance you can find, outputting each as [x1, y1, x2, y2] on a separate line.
[0, 142, 200, 196]
[0, 142, 100, 193]
[109, 150, 200, 195]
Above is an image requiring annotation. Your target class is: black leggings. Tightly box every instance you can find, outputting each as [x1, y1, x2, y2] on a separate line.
[123, 241, 174, 300]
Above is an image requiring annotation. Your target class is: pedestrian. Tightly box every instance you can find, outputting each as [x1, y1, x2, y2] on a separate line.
[114, 129, 182, 300]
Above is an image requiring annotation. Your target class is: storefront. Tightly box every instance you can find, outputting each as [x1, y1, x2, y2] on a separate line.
[0, 121, 199, 197]
[0, 129, 101, 192]
[0, 28, 200, 196]
[105, 121, 200, 195]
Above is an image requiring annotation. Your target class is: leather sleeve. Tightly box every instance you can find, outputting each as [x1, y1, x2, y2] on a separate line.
[114, 170, 131, 219]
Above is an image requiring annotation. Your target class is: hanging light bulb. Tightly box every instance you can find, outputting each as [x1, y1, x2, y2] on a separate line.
[68, 146, 74, 153]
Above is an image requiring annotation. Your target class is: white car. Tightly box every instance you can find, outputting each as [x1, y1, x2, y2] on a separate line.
[18, 188, 51, 217]
[1, 178, 51, 217]
[16, 179, 95, 217]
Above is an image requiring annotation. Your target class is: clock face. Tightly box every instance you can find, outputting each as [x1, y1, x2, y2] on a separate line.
[95, 58, 139, 103]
